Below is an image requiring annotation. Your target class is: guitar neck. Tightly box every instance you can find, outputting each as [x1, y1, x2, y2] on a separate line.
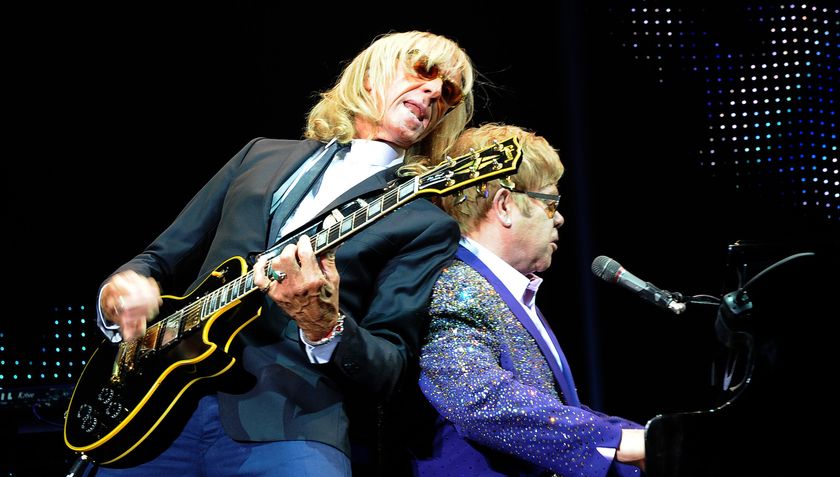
[140, 136, 522, 351]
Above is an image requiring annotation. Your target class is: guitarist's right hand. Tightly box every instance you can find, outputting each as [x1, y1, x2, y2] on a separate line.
[100, 271, 163, 341]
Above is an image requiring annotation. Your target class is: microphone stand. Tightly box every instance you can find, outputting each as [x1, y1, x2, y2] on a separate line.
[65, 454, 91, 477]
[645, 250, 817, 477]
[713, 251, 815, 400]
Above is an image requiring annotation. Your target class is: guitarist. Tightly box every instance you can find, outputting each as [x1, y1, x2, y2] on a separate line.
[92, 31, 475, 477]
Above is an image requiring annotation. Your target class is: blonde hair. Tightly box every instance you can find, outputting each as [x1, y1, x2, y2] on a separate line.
[305, 31, 475, 166]
[441, 123, 565, 234]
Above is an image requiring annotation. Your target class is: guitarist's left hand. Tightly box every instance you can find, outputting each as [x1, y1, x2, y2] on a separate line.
[254, 235, 341, 342]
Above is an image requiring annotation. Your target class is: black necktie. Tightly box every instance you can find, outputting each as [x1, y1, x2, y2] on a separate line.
[268, 140, 346, 245]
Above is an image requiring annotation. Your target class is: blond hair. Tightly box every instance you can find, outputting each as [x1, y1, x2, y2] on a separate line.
[305, 31, 475, 166]
[441, 123, 565, 234]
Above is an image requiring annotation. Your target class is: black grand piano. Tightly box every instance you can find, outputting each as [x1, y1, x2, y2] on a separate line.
[645, 240, 838, 477]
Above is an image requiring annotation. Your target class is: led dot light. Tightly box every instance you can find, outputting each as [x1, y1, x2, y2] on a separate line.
[0, 305, 94, 387]
[614, 2, 838, 222]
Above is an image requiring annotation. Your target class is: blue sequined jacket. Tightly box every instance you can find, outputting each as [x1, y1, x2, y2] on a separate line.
[414, 253, 643, 477]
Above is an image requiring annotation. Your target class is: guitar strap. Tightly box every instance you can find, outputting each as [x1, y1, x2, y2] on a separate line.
[268, 139, 346, 245]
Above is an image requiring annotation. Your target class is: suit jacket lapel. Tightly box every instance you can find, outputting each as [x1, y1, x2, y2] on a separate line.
[455, 245, 581, 406]
[263, 140, 323, 221]
[535, 307, 580, 406]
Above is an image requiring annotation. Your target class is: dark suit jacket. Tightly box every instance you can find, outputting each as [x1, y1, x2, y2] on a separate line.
[112, 138, 460, 457]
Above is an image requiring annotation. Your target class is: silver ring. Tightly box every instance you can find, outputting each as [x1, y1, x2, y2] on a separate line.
[268, 268, 286, 283]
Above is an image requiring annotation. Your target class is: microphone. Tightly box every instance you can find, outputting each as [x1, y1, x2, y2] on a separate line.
[591, 255, 686, 314]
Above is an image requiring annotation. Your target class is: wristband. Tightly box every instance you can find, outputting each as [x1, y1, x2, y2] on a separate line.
[303, 313, 345, 346]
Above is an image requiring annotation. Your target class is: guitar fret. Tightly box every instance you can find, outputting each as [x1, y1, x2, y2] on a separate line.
[353, 209, 367, 228]
[210, 290, 220, 312]
[231, 281, 239, 300]
[328, 223, 340, 243]
[382, 190, 398, 210]
[316, 230, 328, 249]
[220, 286, 230, 307]
[184, 304, 202, 332]
[398, 181, 415, 200]
[368, 200, 382, 217]
[340, 216, 353, 235]
[140, 324, 160, 355]
[160, 315, 180, 347]
[176, 309, 187, 337]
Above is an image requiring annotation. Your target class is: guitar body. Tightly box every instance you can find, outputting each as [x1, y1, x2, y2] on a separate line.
[64, 257, 262, 465]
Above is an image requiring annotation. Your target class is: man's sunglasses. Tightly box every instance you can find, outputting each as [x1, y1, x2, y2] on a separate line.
[507, 188, 561, 219]
[411, 55, 465, 108]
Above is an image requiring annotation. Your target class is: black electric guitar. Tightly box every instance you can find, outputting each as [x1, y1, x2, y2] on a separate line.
[64, 137, 523, 465]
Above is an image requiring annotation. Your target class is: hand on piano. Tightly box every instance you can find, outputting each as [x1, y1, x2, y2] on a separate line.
[617, 428, 646, 472]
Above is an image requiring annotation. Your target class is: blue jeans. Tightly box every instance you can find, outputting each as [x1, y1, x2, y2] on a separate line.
[85, 394, 350, 477]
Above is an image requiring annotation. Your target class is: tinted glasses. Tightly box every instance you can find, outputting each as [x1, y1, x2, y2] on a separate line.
[411, 55, 464, 107]
[509, 189, 561, 218]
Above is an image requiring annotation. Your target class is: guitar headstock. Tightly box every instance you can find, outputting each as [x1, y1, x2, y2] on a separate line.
[416, 136, 522, 197]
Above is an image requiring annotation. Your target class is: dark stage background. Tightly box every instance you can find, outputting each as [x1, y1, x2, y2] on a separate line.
[3, 2, 837, 475]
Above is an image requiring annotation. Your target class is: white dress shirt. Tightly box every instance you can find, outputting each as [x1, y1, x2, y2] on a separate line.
[280, 139, 403, 237]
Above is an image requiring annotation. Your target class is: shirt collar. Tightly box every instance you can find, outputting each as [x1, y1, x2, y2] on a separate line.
[347, 139, 405, 168]
[459, 236, 542, 308]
